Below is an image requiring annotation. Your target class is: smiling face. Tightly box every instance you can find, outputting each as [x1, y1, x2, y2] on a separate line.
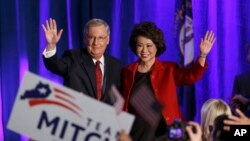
[136, 36, 157, 63]
[84, 25, 110, 60]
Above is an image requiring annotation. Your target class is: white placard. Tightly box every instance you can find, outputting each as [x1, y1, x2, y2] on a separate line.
[7, 72, 134, 141]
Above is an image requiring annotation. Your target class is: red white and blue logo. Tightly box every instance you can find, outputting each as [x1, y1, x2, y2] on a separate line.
[20, 82, 83, 118]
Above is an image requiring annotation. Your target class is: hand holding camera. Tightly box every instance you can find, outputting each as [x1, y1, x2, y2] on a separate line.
[186, 121, 202, 141]
[230, 95, 250, 116]
[168, 120, 201, 141]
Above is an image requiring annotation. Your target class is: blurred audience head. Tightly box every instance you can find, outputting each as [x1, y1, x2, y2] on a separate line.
[201, 99, 232, 141]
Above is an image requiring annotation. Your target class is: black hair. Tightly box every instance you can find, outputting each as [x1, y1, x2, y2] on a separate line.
[129, 21, 166, 56]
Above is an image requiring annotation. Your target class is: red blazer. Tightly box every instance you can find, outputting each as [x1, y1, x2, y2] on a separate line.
[122, 58, 207, 125]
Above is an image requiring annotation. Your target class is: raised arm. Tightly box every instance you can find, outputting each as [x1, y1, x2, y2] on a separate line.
[198, 31, 216, 67]
[42, 18, 63, 51]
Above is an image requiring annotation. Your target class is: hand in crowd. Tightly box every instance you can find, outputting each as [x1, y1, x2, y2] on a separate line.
[186, 121, 202, 141]
[199, 31, 216, 57]
[42, 18, 63, 51]
[224, 108, 250, 125]
[117, 130, 132, 141]
[231, 94, 250, 105]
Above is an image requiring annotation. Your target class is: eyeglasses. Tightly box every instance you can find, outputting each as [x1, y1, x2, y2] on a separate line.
[86, 36, 108, 42]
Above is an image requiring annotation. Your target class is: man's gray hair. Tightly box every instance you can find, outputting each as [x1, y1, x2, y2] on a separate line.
[84, 18, 110, 36]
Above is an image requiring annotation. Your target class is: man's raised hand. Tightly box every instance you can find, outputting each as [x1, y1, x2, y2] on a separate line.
[42, 18, 63, 51]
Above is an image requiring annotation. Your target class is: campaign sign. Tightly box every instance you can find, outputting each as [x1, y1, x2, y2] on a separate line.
[7, 72, 135, 141]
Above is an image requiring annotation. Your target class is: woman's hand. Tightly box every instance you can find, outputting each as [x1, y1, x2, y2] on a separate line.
[199, 31, 216, 57]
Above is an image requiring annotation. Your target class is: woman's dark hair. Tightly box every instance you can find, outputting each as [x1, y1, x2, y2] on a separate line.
[129, 21, 166, 56]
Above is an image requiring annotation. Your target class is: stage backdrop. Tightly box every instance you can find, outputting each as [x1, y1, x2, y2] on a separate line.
[1, 0, 250, 140]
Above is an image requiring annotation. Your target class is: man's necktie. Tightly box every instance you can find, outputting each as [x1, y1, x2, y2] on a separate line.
[95, 61, 102, 101]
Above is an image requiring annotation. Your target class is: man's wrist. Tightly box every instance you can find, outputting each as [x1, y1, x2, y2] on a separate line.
[46, 44, 56, 51]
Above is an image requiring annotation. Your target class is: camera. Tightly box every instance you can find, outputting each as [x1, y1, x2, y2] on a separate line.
[212, 114, 230, 141]
[167, 120, 194, 141]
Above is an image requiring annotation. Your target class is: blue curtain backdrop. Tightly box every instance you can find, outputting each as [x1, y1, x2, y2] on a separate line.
[1, 0, 250, 140]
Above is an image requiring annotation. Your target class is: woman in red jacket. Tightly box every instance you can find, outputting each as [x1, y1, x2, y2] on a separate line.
[121, 22, 215, 140]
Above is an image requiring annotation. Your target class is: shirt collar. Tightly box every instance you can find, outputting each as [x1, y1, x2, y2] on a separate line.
[93, 56, 104, 65]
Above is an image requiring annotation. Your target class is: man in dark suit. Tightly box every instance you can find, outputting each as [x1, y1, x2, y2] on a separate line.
[231, 45, 250, 116]
[42, 18, 121, 104]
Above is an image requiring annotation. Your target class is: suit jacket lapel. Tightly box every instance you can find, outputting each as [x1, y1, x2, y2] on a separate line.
[80, 50, 97, 98]
[102, 56, 110, 100]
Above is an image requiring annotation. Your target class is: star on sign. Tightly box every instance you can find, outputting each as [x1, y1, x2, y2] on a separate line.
[38, 87, 48, 95]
